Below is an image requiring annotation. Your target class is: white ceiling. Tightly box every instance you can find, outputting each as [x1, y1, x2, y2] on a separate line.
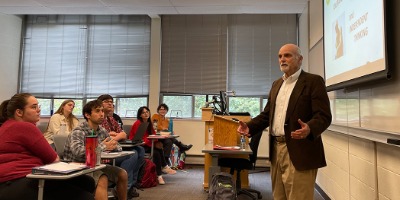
[0, 0, 308, 16]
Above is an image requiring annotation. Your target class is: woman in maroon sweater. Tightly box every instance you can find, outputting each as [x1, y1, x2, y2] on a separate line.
[0, 93, 95, 200]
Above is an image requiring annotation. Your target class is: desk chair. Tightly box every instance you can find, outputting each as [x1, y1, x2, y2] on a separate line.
[217, 130, 263, 200]
[53, 134, 68, 159]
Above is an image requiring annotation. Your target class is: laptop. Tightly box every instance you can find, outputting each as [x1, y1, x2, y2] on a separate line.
[120, 122, 149, 145]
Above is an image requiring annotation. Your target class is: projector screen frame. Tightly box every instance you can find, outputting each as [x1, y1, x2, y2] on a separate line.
[323, 0, 391, 91]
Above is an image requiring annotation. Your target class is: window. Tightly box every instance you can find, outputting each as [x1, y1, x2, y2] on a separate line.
[37, 97, 147, 117]
[161, 15, 227, 94]
[229, 97, 262, 117]
[194, 95, 207, 117]
[117, 97, 148, 117]
[163, 95, 193, 118]
[37, 99, 51, 116]
[227, 14, 297, 96]
[53, 99, 83, 116]
[21, 15, 150, 99]
[161, 14, 297, 117]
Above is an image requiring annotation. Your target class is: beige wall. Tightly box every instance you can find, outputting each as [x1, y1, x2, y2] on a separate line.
[0, 14, 22, 100]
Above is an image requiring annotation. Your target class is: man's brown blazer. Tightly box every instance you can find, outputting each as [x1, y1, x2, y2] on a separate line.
[247, 70, 332, 170]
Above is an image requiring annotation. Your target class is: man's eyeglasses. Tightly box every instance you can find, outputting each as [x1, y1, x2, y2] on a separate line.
[102, 100, 113, 104]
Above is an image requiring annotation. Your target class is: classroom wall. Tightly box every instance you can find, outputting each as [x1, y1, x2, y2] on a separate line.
[307, 0, 400, 199]
[0, 14, 22, 99]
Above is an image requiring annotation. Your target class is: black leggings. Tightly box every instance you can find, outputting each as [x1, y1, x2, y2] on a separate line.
[144, 146, 167, 176]
[0, 175, 95, 200]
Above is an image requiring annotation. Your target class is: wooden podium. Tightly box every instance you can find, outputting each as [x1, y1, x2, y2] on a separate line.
[202, 108, 251, 189]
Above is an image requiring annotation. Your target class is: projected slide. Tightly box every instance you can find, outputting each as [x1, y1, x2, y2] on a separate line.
[324, 0, 386, 87]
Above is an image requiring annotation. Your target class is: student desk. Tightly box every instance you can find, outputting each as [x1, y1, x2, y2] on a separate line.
[101, 151, 135, 166]
[118, 140, 145, 149]
[202, 143, 252, 189]
[27, 164, 106, 200]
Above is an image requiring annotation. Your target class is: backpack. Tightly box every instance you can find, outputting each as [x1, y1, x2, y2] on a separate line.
[170, 144, 186, 169]
[136, 158, 158, 188]
[207, 172, 237, 200]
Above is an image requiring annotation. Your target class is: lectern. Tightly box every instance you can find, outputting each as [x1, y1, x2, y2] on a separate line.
[202, 108, 251, 189]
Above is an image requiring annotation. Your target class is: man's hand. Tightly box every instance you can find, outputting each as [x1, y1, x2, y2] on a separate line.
[237, 121, 250, 137]
[103, 137, 117, 150]
[109, 131, 118, 137]
[109, 131, 127, 141]
[291, 119, 310, 139]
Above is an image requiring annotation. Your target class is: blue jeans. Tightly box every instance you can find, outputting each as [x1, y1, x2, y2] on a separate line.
[114, 146, 145, 189]
[115, 151, 140, 189]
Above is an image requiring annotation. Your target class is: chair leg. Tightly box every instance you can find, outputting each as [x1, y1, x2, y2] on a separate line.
[235, 169, 242, 190]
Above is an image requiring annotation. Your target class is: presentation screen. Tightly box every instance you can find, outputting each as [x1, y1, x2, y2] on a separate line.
[323, 0, 388, 91]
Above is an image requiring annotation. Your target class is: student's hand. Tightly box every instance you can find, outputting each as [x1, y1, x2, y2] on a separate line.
[103, 137, 117, 150]
[291, 119, 310, 139]
[237, 121, 250, 137]
[109, 131, 118, 137]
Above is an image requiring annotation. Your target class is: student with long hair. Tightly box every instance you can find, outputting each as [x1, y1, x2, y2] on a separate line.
[129, 106, 176, 185]
[44, 99, 79, 148]
[0, 93, 95, 200]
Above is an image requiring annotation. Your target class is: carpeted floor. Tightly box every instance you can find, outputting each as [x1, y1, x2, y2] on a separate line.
[133, 165, 325, 200]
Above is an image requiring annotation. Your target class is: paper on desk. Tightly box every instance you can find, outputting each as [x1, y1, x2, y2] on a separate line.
[213, 145, 241, 150]
[32, 162, 87, 175]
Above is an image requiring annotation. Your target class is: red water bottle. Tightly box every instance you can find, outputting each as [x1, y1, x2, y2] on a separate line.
[85, 135, 98, 168]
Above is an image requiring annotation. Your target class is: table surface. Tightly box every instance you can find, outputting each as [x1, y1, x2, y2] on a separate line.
[26, 164, 106, 179]
[119, 141, 144, 148]
[202, 143, 252, 155]
[147, 134, 179, 139]
[101, 150, 135, 159]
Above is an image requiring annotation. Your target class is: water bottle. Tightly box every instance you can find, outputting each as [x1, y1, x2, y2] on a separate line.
[240, 135, 246, 150]
[96, 142, 102, 166]
[168, 117, 173, 134]
[208, 128, 214, 144]
[153, 120, 158, 133]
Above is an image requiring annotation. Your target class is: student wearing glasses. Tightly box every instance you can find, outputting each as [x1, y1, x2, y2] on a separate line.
[151, 103, 193, 165]
[0, 93, 95, 200]
[97, 94, 144, 198]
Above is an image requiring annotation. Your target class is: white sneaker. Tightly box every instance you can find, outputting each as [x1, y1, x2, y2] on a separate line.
[158, 176, 165, 185]
[162, 166, 176, 175]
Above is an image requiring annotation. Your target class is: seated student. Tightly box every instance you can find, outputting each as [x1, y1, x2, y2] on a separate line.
[152, 103, 193, 164]
[63, 100, 139, 199]
[129, 106, 176, 185]
[0, 93, 96, 200]
[43, 99, 79, 149]
[97, 94, 143, 196]
[111, 104, 123, 128]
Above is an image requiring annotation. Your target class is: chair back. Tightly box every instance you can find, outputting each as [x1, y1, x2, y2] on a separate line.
[249, 130, 263, 168]
[53, 134, 68, 158]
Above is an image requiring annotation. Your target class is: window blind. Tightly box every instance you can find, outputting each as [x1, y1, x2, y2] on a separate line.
[228, 14, 298, 96]
[161, 15, 227, 94]
[21, 15, 151, 98]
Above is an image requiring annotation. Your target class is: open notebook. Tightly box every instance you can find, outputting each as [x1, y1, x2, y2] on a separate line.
[32, 162, 88, 175]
